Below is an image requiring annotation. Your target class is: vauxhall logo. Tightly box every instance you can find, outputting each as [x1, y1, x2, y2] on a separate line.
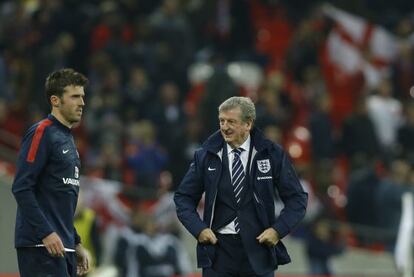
[62, 166, 80, 186]
[62, 178, 80, 186]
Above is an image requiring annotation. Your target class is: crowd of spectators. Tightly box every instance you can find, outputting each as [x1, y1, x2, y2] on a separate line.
[2, 0, 414, 275]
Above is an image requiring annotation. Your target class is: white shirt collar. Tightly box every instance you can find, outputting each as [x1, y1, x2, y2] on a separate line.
[227, 135, 251, 155]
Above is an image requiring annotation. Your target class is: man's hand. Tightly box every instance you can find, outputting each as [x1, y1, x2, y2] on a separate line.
[256, 227, 280, 247]
[198, 228, 218, 245]
[42, 232, 65, 257]
[75, 244, 91, 276]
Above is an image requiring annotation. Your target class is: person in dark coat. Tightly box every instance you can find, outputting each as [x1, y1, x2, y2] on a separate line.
[174, 96, 308, 276]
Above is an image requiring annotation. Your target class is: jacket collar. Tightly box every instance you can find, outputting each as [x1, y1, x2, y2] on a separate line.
[48, 114, 71, 133]
[202, 127, 273, 155]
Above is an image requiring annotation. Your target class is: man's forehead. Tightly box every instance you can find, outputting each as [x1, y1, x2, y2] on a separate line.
[219, 109, 243, 120]
[63, 85, 85, 94]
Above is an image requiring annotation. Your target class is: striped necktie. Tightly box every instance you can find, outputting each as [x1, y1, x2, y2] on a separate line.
[232, 147, 245, 232]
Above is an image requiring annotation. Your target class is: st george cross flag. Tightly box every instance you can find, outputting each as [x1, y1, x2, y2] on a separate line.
[323, 4, 399, 88]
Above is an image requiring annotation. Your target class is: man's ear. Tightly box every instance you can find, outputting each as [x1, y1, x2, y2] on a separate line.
[247, 119, 254, 130]
[50, 95, 60, 108]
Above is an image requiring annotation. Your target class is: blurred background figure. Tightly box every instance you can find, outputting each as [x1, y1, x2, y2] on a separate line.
[341, 95, 380, 171]
[304, 212, 345, 277]
[125, 120, 168, 191]
[397, 100, 414, 164]
[114, 208, 191, 277]
[375, 158, 412, 251]
[366, 78, 403, 161]
[74, 190, 102, 275]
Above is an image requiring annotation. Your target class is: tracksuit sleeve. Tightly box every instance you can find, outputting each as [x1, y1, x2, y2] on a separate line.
[12, 127, 54, 241]
[273, 150, 308, 238]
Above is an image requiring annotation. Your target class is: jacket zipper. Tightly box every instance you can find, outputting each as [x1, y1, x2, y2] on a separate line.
[209, 189, 218, 228]
[253, 191, 261, 204]
[207, 150, 222, 228]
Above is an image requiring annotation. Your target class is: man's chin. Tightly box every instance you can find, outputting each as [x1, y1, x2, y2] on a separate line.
[70, 117, 81, 126]
[223, 137, 232, 143]
[221, 132, 233, 141]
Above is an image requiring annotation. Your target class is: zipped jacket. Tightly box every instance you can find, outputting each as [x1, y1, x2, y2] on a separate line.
[174, 127, 307, 271]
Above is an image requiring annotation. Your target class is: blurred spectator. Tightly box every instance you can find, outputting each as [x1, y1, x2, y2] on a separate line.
[87, 65, 123, 114]
[341, 96, 380, 170]
[345, 165, 381, 245]
[149, 82, 187, 182]
[32, 33, 75, 112]
[186, 0, 255, 60]
[114, 209, 191, 277]
[86, 51, 113, 95]
[178, 117, 204, 188]
[255, 71, 292, 130]
[304, 212, 345, 277]
[286, 19, 323, 84]
[263, 125, 283, 145]
[149, 0, 194, 86]
[309, 93, 336, 162]
[367, 78, 403, 158]
[74, 191, 102, 274]
[125, 120, 168, 189]
[90, 1, 132, 52]
[0, 48, 12, 100]
[0, 98, 25, 143]
[84, 66, 124, 150]
[392, 40, 414, 100]
[128, 18, 157, 76]
[289, 66, 327, 126]
[375, 158, 412, 250]
[312, 159, 334, 195]
[197, 67, 239, 138]
[123, 65, 154, 122]
[152, 171, 181, 235]
[397, 101, 414, 163]
[85, 139, 123, 181]
[83, 88, 124, 181]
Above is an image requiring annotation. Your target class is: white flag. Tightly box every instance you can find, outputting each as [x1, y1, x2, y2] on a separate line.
[395, 192, 414, 277]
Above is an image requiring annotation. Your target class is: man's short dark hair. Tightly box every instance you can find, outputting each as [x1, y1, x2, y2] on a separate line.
[45, 68, 88, 106]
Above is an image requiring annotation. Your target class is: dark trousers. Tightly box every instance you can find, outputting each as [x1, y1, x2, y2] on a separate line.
[203, 233, 274, 277]
[17, 247, 76, 277]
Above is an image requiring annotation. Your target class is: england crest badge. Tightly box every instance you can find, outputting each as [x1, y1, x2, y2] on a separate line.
[257, 159, 271, 173]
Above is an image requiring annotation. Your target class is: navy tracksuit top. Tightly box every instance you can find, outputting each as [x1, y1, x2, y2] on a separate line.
[12, 114, 81, 249]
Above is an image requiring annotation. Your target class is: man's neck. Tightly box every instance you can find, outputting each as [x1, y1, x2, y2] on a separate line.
[51, 110, 72, 128]
[229, 134, 250, 150]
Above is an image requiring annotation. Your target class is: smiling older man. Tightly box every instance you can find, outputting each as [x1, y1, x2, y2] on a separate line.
[174, 96, 308, 277]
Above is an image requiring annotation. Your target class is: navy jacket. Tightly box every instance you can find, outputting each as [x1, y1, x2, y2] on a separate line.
[12, 114, 81, 249]
[174, 127, 307, 273]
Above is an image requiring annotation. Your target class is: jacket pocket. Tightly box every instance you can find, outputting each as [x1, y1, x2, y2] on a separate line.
[273, 241, 291, 265]
[196, 243, 216, 268]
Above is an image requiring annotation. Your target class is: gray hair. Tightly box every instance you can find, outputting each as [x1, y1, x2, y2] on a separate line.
[218, 96, 256, 123]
